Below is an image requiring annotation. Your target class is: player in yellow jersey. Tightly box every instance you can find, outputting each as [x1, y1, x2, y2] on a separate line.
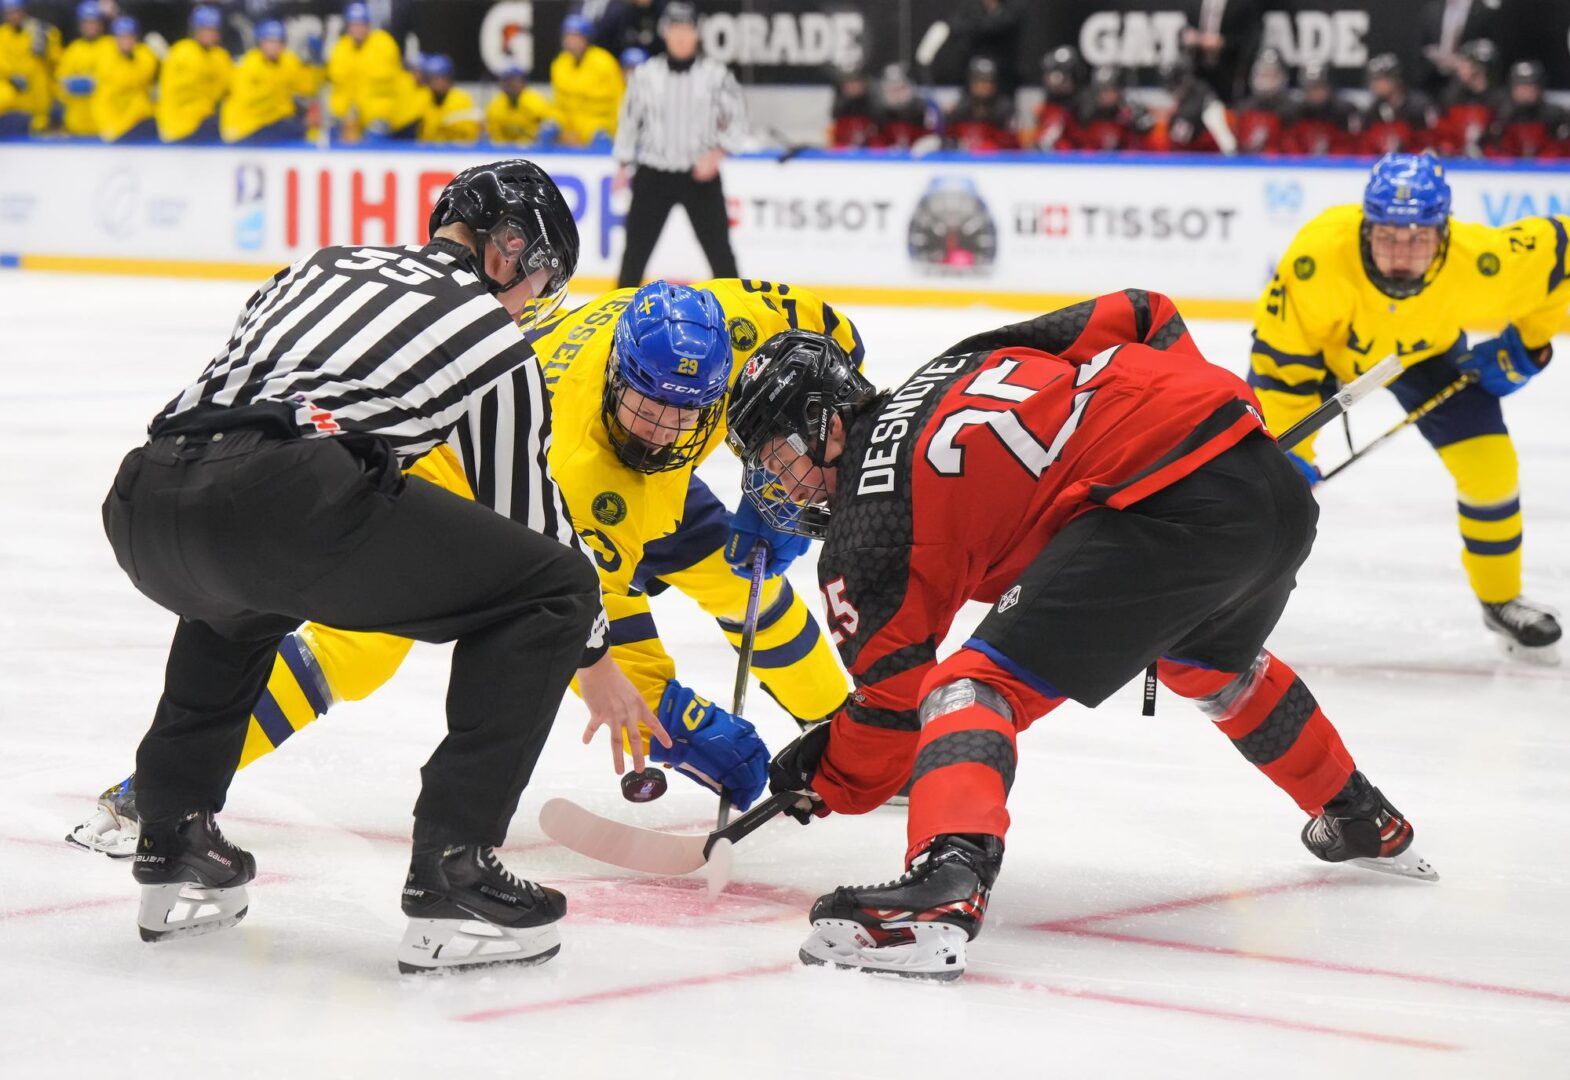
[221, 19, 319, 143]
[485, 64, 553, 145]
[415, 54, 479, 144]
[68, 276, 857, 856]
[1250, 153, 1561, 662]
[92, 14, 156, 142]
[155, 5, 230, 142]
[0, 0, 60, 134]
[547, 12, 621, 147]
[54, 2, 112, 137]
[326, 2, 401, 138]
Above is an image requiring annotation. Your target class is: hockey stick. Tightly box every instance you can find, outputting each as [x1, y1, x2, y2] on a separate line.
[1275, 354, 1404, 452]
[1318, 371, 1477, 483]
[706, 542, 770, 895]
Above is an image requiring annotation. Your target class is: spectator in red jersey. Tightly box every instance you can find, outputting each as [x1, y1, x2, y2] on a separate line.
[1075, 64, 1153, 151]
[872, 63, 934, 149]
[1434, 39, 1501, 158]
[1027, 45, 1084, 150]
[1487, 60, 1570, 159]
[1356, 54, 1437, 155]
[1283, 62, 1357, 155]
[828, 65, 877, 149]
[1155, 55, 1235, 153]
[943, 56, 1015, 151]
[1233, 47, 1291, 154]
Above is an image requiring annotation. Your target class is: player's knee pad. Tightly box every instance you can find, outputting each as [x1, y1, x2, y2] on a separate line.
[919, 678, 1014, 727]
[1189, 652, 1270, 722]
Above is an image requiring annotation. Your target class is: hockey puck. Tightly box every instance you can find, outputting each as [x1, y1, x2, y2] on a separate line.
[621, 767, 668, 803]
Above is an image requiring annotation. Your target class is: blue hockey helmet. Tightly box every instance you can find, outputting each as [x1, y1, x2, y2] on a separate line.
[192, 6, 221, 31]
[421, 53, 454, 80]
[620, 46, 648, 68]
[562, 13, 593, 38]
[75, 0, 101, 22]
[344, 3, 370, 25]
[1363, 153, 1451, 228]
[111, 14, 137, 36]
[256, 19, 285, 42]
[603, 283, 731, 473]
[2, 0, 24, 13]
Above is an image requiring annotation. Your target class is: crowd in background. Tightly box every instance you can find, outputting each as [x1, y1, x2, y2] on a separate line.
[1, 0, 1568, 158]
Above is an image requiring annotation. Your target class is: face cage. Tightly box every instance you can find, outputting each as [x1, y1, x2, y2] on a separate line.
[601, 371, 722, 474]
[482, 219, 571, 327]
[741, 439, 832, 540]
[1359, 220, 1449, 300]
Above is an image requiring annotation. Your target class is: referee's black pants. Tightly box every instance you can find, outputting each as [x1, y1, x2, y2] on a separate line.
[616, 165, 739, 288]
[102, 419, 600, 848]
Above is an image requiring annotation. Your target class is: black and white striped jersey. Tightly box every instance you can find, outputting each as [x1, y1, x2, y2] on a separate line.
[612, 53, 748, 171]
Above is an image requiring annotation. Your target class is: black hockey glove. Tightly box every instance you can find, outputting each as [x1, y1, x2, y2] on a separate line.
[768, 722, 833, 825]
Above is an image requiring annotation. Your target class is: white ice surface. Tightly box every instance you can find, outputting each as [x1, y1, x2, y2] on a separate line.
[1, 273, 1567, 1078]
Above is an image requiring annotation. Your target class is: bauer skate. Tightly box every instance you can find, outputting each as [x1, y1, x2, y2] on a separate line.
[1482, 597, 1562, 666]
[799, 834, 1003, 981]
[133, 810, 256, 942]
[1302, 771, 1436, 881]
[65, 774, 139, 858]
[398, 839, 566, 975]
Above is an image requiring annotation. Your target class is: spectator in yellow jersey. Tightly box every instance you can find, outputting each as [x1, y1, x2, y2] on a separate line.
[0, 0, 60, 134]
[484, 64, 552, 144]
[156, 6, 231, 143]
[327, 1, 401, 138]
[415, 53, 478, 144]
[93, 14, 155, 142]
[222, 19, 317, 143]
[55, 2, 111, 136]
[550, 11, 622, 147]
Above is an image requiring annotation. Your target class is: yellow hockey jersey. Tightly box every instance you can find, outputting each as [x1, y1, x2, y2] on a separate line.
[155, 37, 231, 141]
[418, 85, 480, 144]
[537, 279, 865, 597]
[326, 28, 401, 126]
[549, 45, 622, 145]
[0, 16, 60, 129]
[1251, 204, 1570, 457]
[221, 47, 317, 142]
[55, 33, 112, 135]
[485, 86, 552, 144]
[92, 40, 156, 141]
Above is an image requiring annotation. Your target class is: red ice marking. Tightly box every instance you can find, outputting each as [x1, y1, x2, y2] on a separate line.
[965, 973, 1461, 1052]
[1031, 873, 1349, 930]
[0, 871, 290, 923]
[454, 963, 797, 1023]
[560, 874, 815, 927]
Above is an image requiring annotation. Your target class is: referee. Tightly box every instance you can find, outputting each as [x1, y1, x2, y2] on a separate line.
[103, 160, 647, 973]
[612, 1, 747, 287]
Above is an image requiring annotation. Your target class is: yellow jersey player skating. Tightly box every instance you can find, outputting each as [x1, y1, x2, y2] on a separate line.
[68, 278, 858, 856]
[1251, 153, 1560, 663]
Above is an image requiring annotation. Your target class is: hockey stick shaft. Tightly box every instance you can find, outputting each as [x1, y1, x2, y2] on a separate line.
[1319, 371, 1476, 483]
[1276, 354, 1403, 452]
[715, 543, 769, 832]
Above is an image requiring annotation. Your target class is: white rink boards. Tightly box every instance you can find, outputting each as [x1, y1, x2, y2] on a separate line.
[0, 273, 1566, 1078]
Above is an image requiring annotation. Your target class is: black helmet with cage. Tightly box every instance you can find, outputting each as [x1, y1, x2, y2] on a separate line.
[725, 330, 876, 539]
[427, 159, 579, 327]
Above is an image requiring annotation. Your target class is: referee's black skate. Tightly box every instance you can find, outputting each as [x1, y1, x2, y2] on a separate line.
[398, 839, 566, 974]
[133, 810, 256, 942]
[799, 834, 1003, 981]
[1482, 596, 1562, 665]
[1301, 771, 1436, 880]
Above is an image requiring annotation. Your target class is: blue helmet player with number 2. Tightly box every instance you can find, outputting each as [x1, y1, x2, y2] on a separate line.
[1250, 152, 1562, 663]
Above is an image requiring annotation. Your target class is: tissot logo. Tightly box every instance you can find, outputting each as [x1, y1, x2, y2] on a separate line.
[733, 197, 894, 232]
[1013, 203, 1237, 242]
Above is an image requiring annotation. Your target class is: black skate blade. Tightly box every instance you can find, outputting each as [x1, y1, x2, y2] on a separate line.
[138, 906, 248, 943]
[398, 943, 561, 976]
[798, 948, 964, 983]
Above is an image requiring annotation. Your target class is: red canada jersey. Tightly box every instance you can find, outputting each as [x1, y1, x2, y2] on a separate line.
[816, 290, 1266, 737]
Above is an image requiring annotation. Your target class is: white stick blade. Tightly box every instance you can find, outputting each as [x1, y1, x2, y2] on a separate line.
[704, 838, 735, 900]
[537, 798, 708, 876]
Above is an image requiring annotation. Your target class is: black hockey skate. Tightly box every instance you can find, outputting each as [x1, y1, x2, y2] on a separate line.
[799, 834, 1003, 981]
[133, 810, 256, 942]
[65, 774, 138, 858]
[398, 840, 566, 974]
[1482, 597, 1562, 665]
[1302, 771, 1436, 881]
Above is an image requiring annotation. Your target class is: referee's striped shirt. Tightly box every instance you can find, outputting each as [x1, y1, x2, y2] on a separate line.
[612, 53, 748, 171]
[153, 238, 604, 651]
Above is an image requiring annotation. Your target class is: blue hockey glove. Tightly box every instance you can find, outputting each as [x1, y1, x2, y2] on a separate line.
[725, 497, 811, 578]
[62, 75, 94, 95]
[536, 120, 561, 146]
[1284, 450, 1321, 488]
[588, 129, 613, 150]
[651, 681, 769, 810]
[1457, 325, 1549, 397]
[303, 34, 324, 65]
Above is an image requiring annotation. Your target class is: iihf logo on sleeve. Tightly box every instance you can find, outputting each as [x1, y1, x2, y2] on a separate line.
[997, 585, 1021, 613]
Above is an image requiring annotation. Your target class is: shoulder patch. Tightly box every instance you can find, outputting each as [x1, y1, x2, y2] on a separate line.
[1293, 255, 1316, 281]
[728, 316, 758, 352]
[592, 491, 627, 526]
[1477, 252, 1500, 276]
